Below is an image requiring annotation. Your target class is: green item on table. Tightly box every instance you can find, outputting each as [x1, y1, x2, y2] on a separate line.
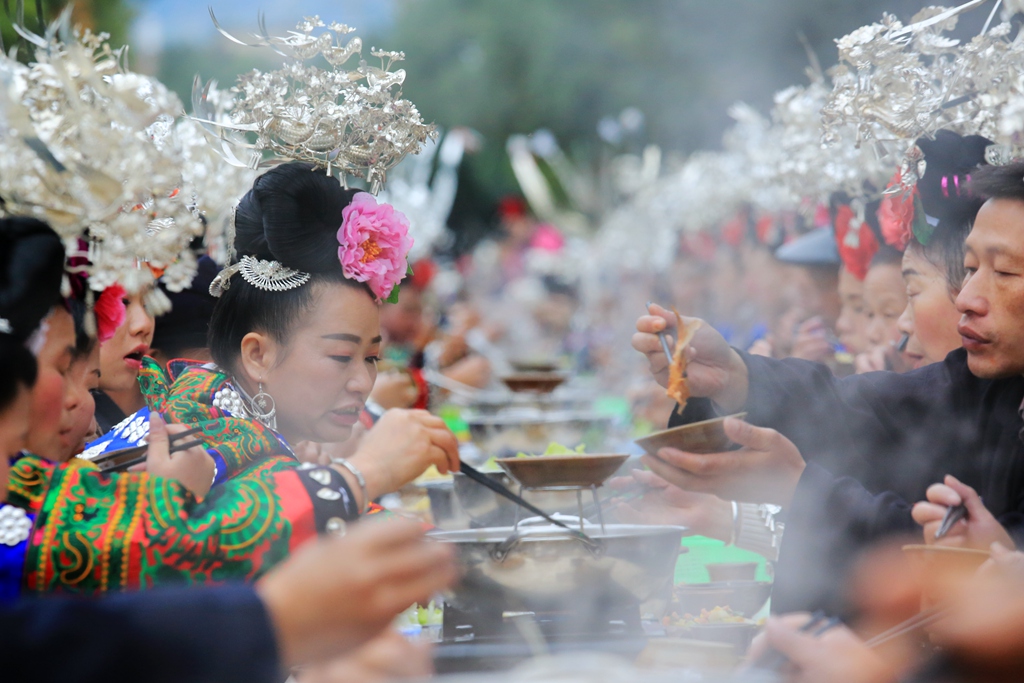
[515, 442, 586, 458]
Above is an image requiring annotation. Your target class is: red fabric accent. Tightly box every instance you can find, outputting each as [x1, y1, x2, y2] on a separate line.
[409, 368, 429, 410]
[94, 285, 127, 343]
[755, 215, 777, 245]
[498, 195, 528, 219]
[878, 170, 915, 251]
[409, 259, 437, 290]
[273, 470, 319, 552]
[720, 215, 745, 247]
[834, 205, 880, 281]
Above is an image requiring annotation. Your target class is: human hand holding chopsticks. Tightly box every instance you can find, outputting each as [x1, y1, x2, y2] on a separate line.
[142, 413, 215, 498]
[911, 475, 1015, 551]
[631, 303, 749, 413]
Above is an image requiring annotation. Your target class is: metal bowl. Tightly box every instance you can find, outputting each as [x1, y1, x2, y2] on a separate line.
[429, 521, 687, 614]
[634, 413, 746, 456]
[672, 581, 773, 618]
[496, 454, 630, 489]
[501, 372, 568, 393]
[465, 411, 613, 457]
[451, 470, 582, 527]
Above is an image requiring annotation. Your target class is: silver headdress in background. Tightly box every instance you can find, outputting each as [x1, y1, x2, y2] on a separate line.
[822, 1, 1024, 188]
[0, 12, 203, 306]
[193, 13, 437, 194]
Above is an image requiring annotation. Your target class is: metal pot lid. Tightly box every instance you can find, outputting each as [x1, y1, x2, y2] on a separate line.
[428, 521, 687, 543]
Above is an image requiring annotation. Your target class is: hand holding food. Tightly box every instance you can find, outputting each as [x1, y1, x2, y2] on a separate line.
[642, 417, 806, 506]
[631, 303, 749, 413]
[666, 309, 702, 409]
[911, 475, 1015, 551]
[345, 409, 460, 502]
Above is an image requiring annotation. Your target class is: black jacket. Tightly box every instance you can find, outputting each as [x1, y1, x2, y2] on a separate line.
[671, 348, 1024, 615]
[2, 585, 281, 683]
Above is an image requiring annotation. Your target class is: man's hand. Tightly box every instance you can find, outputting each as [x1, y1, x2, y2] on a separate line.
[256, 518, 457, 668]
[631, 303, 749, 413]
[144, 413, 215, 498]
[641, 417, 806, 506]
[751, 615, 895, 683]
[911, 475, 1015, 551]
[608, 469, 733, 541]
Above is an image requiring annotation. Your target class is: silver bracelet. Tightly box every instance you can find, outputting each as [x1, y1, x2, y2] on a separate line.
[728, 500, 739, 546]
[330, 458, 369, 515]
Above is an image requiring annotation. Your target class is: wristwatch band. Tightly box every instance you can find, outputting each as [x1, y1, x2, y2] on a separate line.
[734, 502, 784, 561]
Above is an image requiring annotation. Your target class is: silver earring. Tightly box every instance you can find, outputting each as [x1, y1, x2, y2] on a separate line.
[250, 381, 277, 430]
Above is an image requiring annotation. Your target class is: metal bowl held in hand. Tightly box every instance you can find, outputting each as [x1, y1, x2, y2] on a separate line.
[452, 470, 582, 527]
[465, 411, 612, 457]
[429, 520, 686, 615]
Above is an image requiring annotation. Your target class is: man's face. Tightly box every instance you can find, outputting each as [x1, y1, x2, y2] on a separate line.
[956, 198, 1024, 378]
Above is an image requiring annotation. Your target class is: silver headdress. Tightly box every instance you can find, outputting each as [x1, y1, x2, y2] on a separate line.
[0, 13, 204, 304]
[193, 13, 437, 194]
[209, 255, 311, 297]
[822, 2, 1024, 187]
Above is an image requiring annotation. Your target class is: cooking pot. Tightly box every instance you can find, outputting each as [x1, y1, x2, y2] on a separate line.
[430, 518, 686, 614]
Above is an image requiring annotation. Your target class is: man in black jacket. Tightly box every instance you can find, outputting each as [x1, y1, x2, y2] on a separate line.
[631, 162, 1024, 614]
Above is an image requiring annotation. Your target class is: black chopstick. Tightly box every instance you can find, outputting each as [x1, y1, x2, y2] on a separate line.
[646, 302, 675, 363]
[935, 504, 968, 539]
[459, 462, 592, 538]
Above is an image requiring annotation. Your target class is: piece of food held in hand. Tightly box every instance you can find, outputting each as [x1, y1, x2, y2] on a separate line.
[666, 311, 702, 409]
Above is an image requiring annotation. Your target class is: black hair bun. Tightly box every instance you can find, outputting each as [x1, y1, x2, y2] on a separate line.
[0, 217, 65, 342]
[233, 162, 359, 273]
[916, 130, 990, 228]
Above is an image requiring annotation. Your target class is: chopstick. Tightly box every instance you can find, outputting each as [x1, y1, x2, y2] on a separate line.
[935, 503, 968, 540]
[92, 424, 208, 472]
[864, 605, 946, 649]
[167, 425, 206, 453]
[459, 462, 596, 541]
[646, 302, 675, 363]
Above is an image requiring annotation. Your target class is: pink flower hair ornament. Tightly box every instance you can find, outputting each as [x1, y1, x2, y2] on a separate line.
[337, 192, 414, 303]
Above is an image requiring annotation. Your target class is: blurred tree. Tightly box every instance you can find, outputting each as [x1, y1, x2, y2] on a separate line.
[0, 0, 133, 60]
[381, 0, 989, 247]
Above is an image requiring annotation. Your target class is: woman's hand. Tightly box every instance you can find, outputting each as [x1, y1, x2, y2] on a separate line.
[143, 413, 215, 498]
[344, 409, 460, 502]
[911, 475, 1015, 551]
[442, 354, 491, 389]
[294, 629, 434, 683]
[631, 303, 749, 413]
[369, 372, 420, 410]
[608, 469, 733, 540]
[257, 518, 457, 668]
[641, 418, 806, 506]
[790, 317, 834, 363]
